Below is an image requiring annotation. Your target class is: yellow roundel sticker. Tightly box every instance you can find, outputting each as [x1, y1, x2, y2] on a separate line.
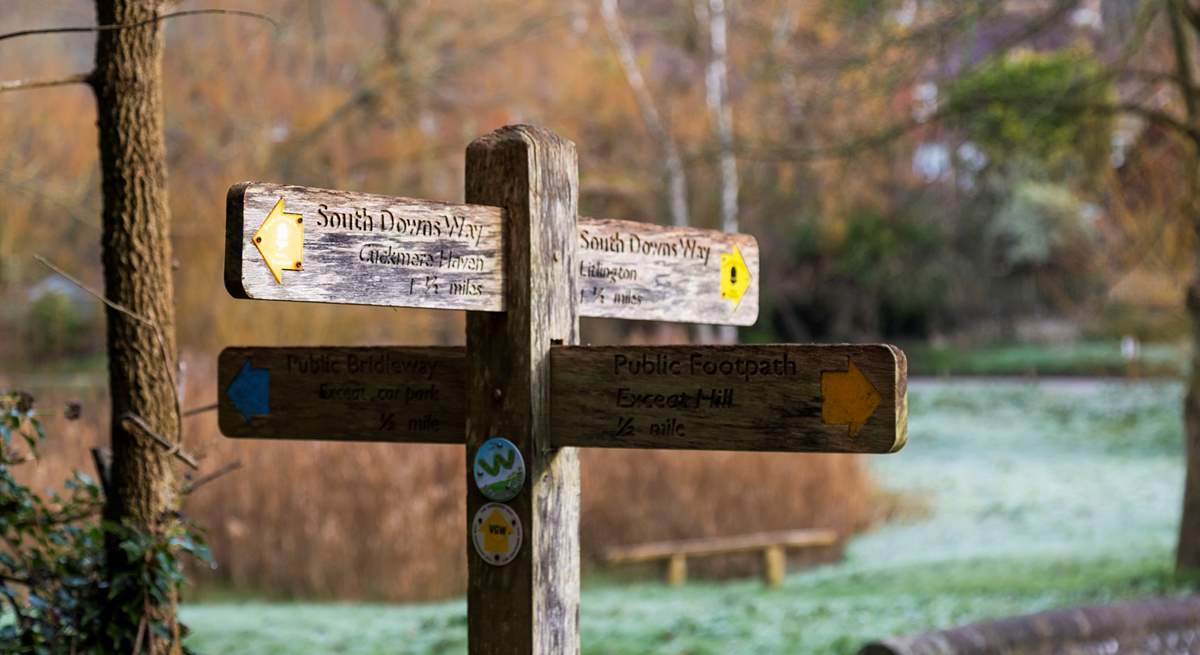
[472, 502, 522, 566]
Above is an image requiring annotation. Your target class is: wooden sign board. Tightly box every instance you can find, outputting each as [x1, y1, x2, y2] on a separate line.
[549, 344, 907, 454]
[217, 346, 464, 443]
[225, 182, 758, 325]
[219, 343, 906, 454]
[225, 183, 506, 312]
[576, 218, 757, 325]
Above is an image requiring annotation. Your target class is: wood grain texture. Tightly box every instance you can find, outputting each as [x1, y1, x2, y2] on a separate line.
[217, 347, 464, 443]
[225, 184, 758, 325]
[227, 182, 506, 311]
[464, 125, 580, 655]
[216, 343, 907, 455]
[575, 218, 758, 325]
[549, 344, 907, 454]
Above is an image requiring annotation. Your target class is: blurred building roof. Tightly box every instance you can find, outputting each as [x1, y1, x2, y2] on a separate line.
[27, 274, 91, 308]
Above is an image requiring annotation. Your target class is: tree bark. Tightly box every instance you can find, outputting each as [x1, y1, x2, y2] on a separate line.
[599, 0, 690, 230]
[1167, 0, 1200, 571]
[1182, 273, 1200, 569]
[92, 0, 181, 650]
[601, 0, 718, 343]
[696, 0, 740, 344]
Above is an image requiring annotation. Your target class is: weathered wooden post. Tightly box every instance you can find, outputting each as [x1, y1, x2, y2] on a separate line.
[463, 126, 580, 653]
[219, 122, 907, 654]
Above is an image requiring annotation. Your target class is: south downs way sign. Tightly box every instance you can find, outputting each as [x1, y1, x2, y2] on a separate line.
[218, 344, 904, 454]
[225, 182, 759, 325]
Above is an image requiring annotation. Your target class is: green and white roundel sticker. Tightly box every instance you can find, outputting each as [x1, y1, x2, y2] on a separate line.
[472, 502, 522, 566]
[473, 437, 526, 501]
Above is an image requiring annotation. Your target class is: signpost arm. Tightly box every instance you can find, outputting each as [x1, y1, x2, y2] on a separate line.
[465, 125, 580, 654]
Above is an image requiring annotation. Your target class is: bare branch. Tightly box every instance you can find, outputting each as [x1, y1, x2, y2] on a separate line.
[132, 611, 147, 655]
[282, 10, 561, 157]
[33, 255, 152, 327]
[1110, 102, 1200, 146]
[0, 582, 28, 634]
[91, 447, 112, 498]
[33, 255, 183, 445]
[600, 0, 690, 227]
[1182, 1, 1200, 35]
[0, 168, 100, 230]
[0, 72, 92, 94]
[183, 461, 243, 495]
[182, 402, 218, 417]
[0, 9, 278, 45]
[1168, 0, 1199, 125]
[1114, 66, 1198, 90]
[120, 413, 198, 470]
[729, 116, 922, 163]
[730, 82, 1200, 164]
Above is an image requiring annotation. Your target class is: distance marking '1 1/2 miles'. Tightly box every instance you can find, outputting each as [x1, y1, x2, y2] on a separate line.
[226, 182, 759, 326]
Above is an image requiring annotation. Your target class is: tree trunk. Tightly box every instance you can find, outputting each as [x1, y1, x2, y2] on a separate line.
[1181, 277, 1200, 569]
[599, 0, 690, 230]
[601, 0, 711, 343]
[696, 0, 739, 344]
[1167, 0, 1200, 571]
[92, 0, 181, 650]
[1178, 144, 1200, 568]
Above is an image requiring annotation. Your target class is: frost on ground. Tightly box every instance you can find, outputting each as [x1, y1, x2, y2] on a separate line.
[183, 379, 1198, 654]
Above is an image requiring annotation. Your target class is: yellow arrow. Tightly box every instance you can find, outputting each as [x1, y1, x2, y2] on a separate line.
[821, 360, 881, 438]
[719, 245, 750, 307]
[252, 198, 304, 284]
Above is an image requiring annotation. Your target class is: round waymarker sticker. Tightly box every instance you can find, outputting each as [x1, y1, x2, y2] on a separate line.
[472, 502, 522, 566]
[473, 437, 526, 502]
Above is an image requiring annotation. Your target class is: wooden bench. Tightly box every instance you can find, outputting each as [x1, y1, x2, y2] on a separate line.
[602, 528, 840, 587]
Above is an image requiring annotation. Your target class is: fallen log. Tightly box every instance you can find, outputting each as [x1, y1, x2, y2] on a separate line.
[859, 596, 1200, 655]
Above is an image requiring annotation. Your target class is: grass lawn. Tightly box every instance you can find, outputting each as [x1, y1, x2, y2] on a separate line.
[182, 379, 1199, 654]
[903, 340, 1188, 377]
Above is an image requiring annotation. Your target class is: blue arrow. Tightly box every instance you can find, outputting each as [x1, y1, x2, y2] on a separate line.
[227, 359, 270, 421]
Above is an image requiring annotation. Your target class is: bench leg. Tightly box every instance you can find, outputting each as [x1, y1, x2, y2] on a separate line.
[666, 554, 687, 586]
[763, 545, 785, 587]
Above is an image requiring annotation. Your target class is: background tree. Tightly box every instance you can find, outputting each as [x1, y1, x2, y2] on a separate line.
[0, 1, 270, 650]
[92, 1, 182, 650]
[760, 0, 1200, 569]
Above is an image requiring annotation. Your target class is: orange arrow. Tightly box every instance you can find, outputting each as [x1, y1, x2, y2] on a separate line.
[821, 360, 880, 438]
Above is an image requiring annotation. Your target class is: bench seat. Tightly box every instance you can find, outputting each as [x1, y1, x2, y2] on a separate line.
[602, 528, 839, 586]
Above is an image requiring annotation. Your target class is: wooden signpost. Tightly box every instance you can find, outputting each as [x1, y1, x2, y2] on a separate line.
[217, 346, 464, 443]
[550, 344, 906, 453]
[218, 124, 908, 654]
[219, 344, 905, 454]
[226, 183, 759, 325]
